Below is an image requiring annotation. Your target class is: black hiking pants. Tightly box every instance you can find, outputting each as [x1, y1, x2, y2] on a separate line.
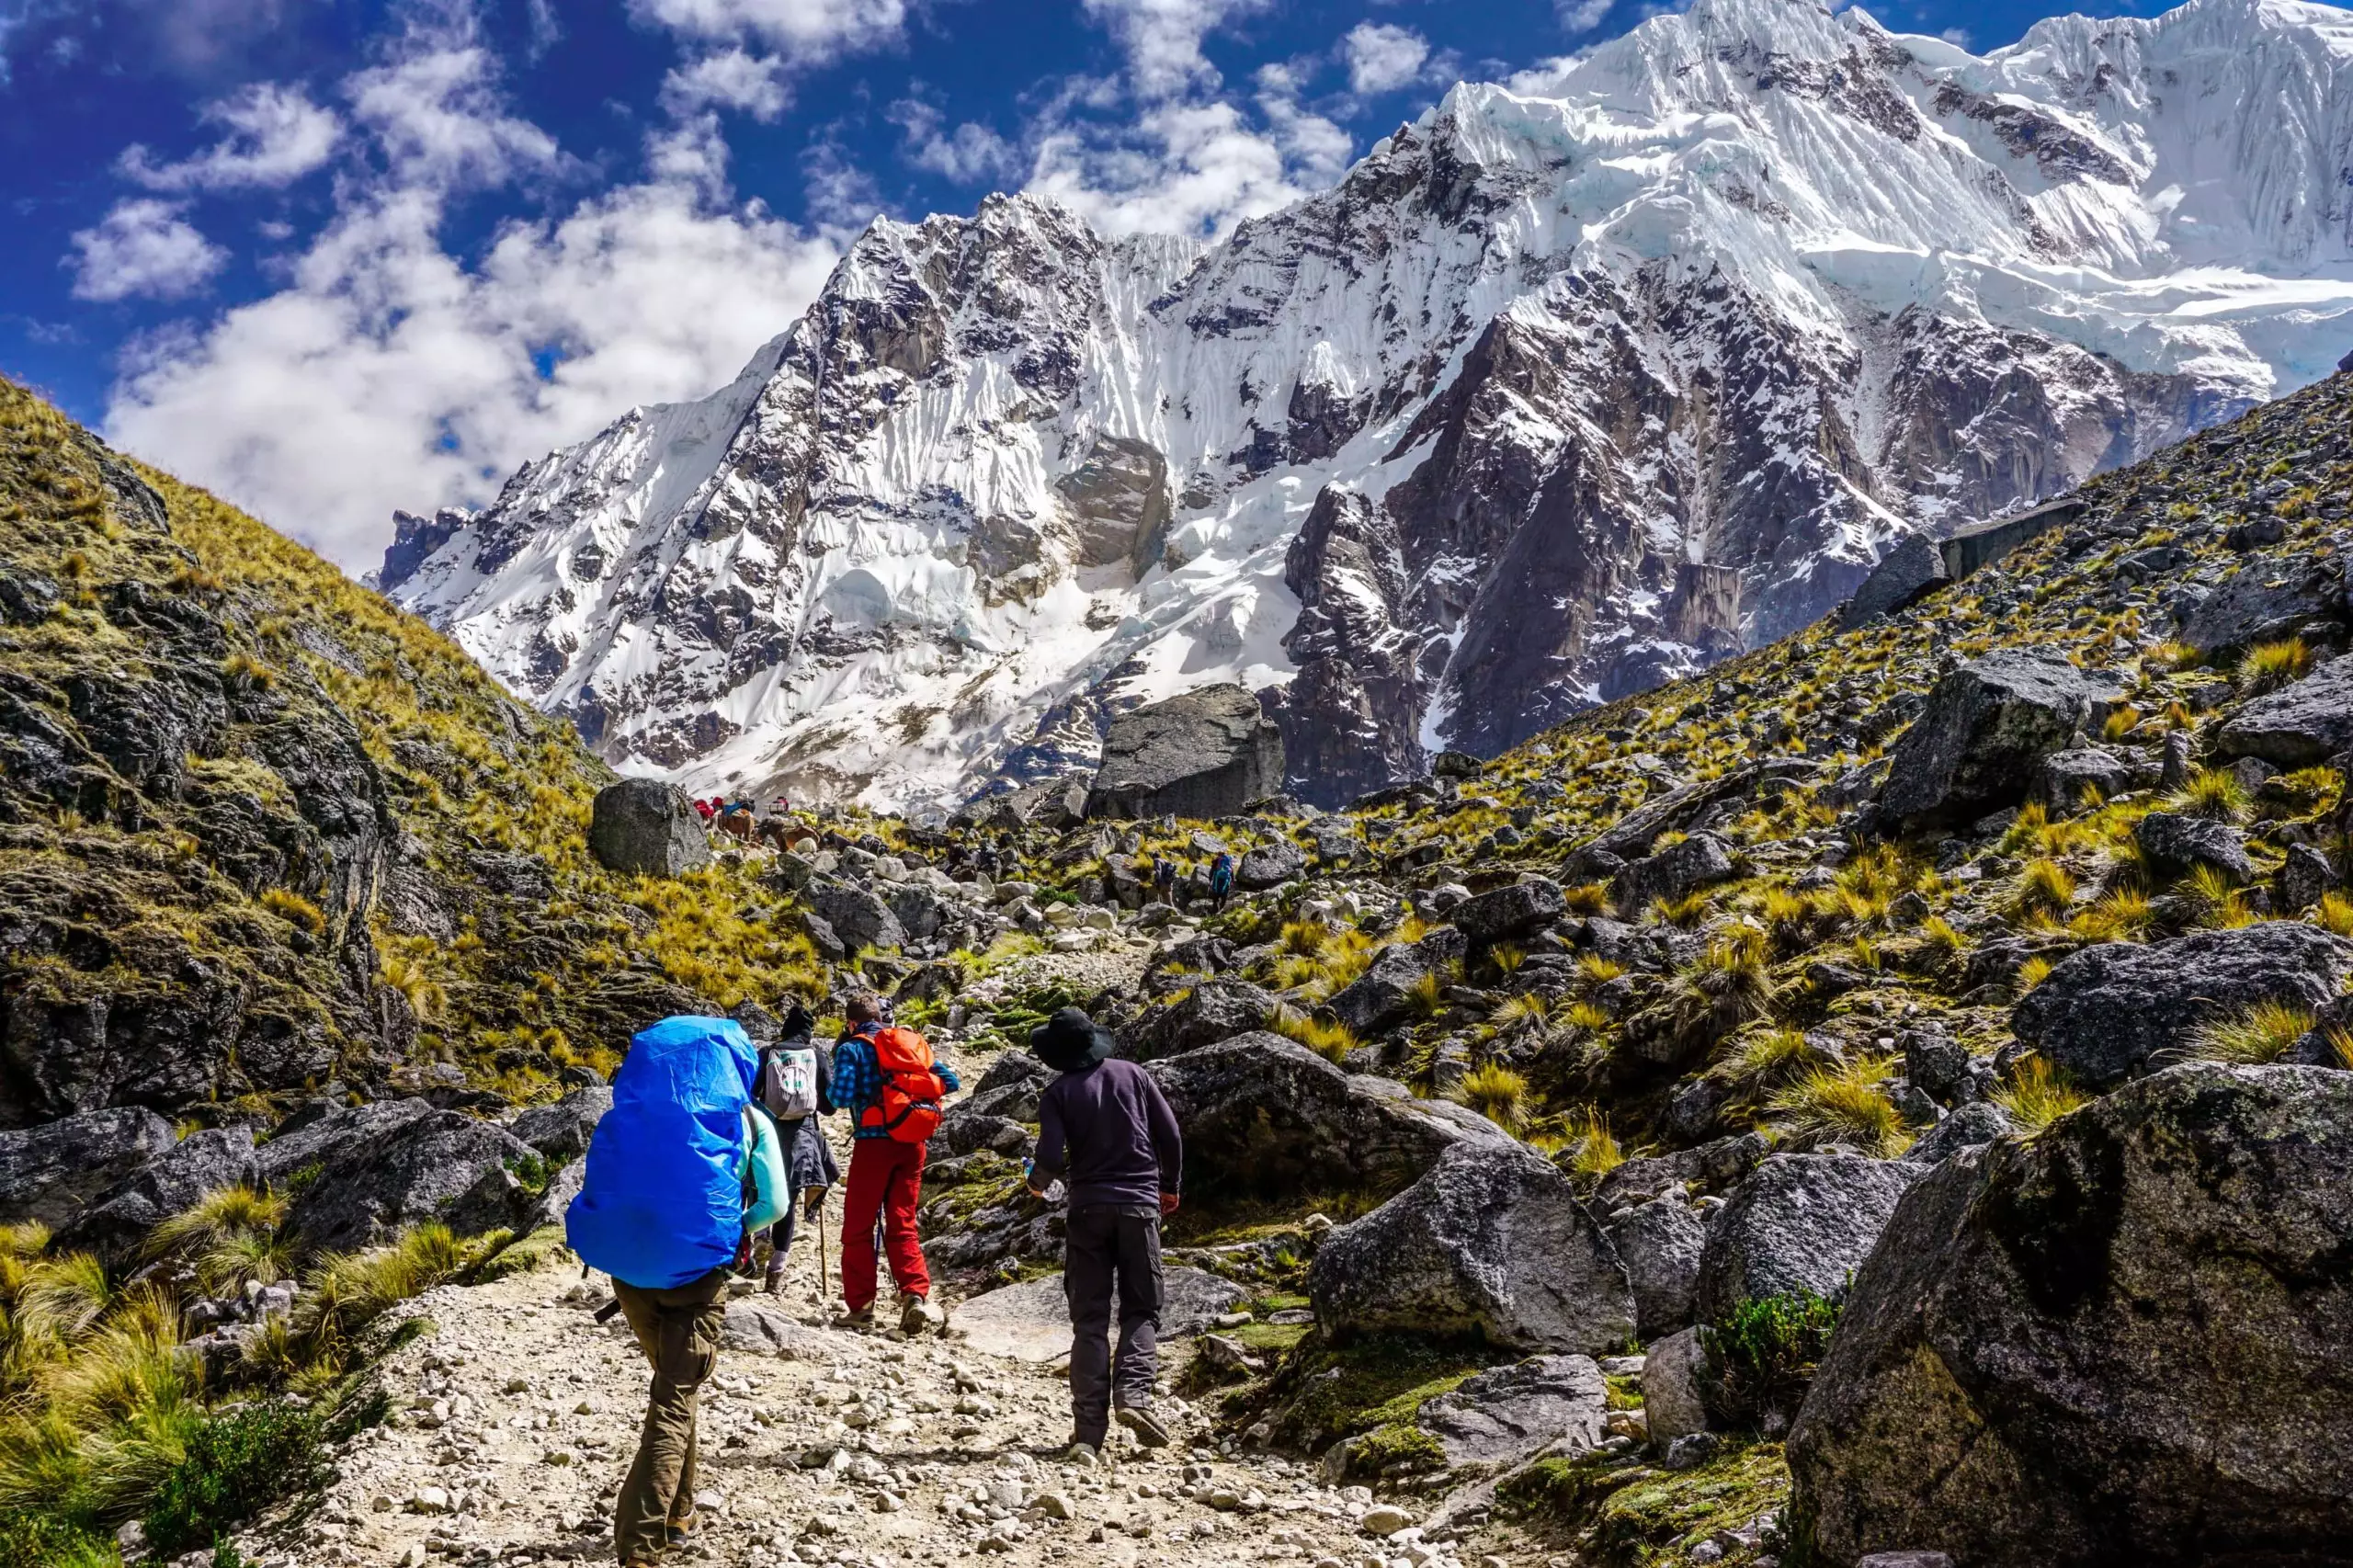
[1065, 1203, 1163, 1448]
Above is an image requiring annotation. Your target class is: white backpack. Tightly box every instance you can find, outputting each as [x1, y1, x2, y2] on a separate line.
[759, 1045, 820, 1121]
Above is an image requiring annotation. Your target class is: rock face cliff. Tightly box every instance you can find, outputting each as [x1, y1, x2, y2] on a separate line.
[381, 0, 2353, 810]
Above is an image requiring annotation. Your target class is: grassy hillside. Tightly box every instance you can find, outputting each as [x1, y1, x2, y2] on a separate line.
[0, 379, 822, 1129]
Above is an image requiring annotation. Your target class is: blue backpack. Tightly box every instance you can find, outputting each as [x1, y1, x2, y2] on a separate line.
[566, 1016, 761, 1290]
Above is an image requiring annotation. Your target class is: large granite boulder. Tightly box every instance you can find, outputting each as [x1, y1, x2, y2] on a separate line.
[2011, 922, 2353, 1091]
[508, 1086, 613, 1165]
[1695, 1153, 1918, 1324]
[1116, 979, 1277, 1063]
[808, 880, 908, 953]
[1839, 531, 1948, 629]
[1415, 1355, 1610, 1470]
[1086, 684, 1285, 821]
[1309, 1142, 1635, 1355]
[587, 778, 710, 878]
[256, 1097, 542, 1252]
[1450, 877, 1566, 947]
[1879, 651, 2129, 827]
[1325, 927, 1469, 1037]
[1607, 1193, 1708, 1338]
[52, 1126, 260, 1265]
[0, 1106, 176, 1228]
[2175, 559, 2342, 656]
[1148, 1034, 1511, 1206]
[1235, 837, 1307, 891]
[1902, 1101, 2015, 1169]
[1789, 1064, 2353, 1567]
[2132, 811, 2253, 882]
[1611, 833, 1736, 916]
[2214, 654, 2353, 767]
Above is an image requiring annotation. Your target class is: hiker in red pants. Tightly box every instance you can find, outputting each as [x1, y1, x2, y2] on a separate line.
[828, 994, 958, 1333]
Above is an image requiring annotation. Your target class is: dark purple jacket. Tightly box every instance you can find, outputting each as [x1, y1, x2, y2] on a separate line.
[1033, 1058, 1183, 1210]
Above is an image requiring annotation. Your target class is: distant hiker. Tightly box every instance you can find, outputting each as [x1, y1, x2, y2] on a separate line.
[567, 1017, 789, 1566]
[754, 1003, 840, 1295]
[1151, 857, 1178, 903]
[1027, 1007, 1183, 1461]
[829, 994, 959, 1333]
[1209, 852, 1235, 910]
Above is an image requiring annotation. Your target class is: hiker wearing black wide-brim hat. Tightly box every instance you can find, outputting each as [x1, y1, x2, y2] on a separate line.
[1026, 1006, 1184, 1462]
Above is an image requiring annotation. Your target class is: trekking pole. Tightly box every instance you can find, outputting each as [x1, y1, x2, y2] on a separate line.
[818, 1205, 829, 1300]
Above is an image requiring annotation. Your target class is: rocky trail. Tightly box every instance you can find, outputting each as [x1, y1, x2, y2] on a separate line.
[285, 1237, 1522, 1568]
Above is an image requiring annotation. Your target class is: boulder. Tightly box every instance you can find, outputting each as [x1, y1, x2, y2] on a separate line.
[508, 1087, 612, 1165]
[972, 1050, 1052, 1099]
[2214, 654, 2353, 767]
[1234, 838, 1306, 891]
[2011, 922, 2353, 1091]
[1325, 927, 1469, 1037]
[2275, 843, 2336, 914]
[1900, 1028, 1982, 1109]
[883, 881, 949, 941]
[1086, 685, 1285, 821]
[1593, 1131, 1770, 1209]
[808, 881, 908, 953]
[1611, 834, 1736, 915]
[1643, 1326, 1710, 1446]
[936, 1110, 1030, 1158]
[951, 1266, 1246, 1362]
[1450, 877, 1566, 947]
[51, 1127, 259, 1265]
[587, 778, 710, 878]
[721, 1298, 831, 1359]
[2131, 811, 2253, 882]
[2036, 747, 2131, 812]
[1789, 1064, 2353, 1568]
[1694, 1153, 1918, 1324]
[1901, 1101, 2015, 1168]
[1839, 531, 1948, 629]
[1309, 1142, 1635, 1355]
[1117, 980, 1277, 1063]
[1606, 1194, 1707, 1339]
[1149, 1035, 1511, 1206]
[256, 1098, 541, 1252]
[2175, 561, 2341, 657]
[0, 1106, 177, 1228]
[1879, 651, 2128, 827]
[1415, 1355, 1609, 1470]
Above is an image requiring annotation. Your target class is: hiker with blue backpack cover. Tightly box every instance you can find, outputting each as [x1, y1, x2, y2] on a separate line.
[566, 1016, 789, 1567]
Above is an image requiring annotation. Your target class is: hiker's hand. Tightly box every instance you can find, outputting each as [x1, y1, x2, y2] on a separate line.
[804, 1189, 825, 1221]
[1160, 1192, 1180, 1217]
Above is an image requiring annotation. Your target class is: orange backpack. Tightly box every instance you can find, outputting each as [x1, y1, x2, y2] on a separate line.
[859, 1026, 946, 1143]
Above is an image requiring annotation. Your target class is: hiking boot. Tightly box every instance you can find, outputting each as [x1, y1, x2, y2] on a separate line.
[899, 1290, 943, 1335]
[762, 1269, 784, 1296]
[665, 1511, 698, 1546]
[1117, 1405, 1174, 1449]
[840, 1304, 876, 1331]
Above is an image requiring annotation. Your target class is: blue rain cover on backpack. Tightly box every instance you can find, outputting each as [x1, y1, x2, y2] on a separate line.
[566, 1016, 759, 1290]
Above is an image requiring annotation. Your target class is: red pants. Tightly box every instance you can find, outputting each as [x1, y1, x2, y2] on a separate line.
[841, 1138, 930, 1311]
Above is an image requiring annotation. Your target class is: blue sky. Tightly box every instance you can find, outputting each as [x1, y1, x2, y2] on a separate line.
[0, 0, 2184, 569]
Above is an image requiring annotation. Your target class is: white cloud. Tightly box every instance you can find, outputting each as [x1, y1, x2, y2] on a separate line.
[1080, 0, 1268, 100]
[67, 199, 227, 301]
[889, 97, 1020, 185]
[1341, 21, 1428, 96]
[627, 0, 908, 62]
[662, 46, 792, 119]
[100, 41, 844, 573]
[119, 82, 342, 192]
[1558, 0, 1614, 33]
[1029, 97, 1324, 239]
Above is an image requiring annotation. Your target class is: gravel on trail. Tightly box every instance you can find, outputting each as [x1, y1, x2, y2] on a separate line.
[233, 1218, 1526, 1568]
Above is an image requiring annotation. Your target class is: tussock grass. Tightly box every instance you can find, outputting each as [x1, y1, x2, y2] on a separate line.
[1451, 1062, 1531, 1133]
[2236, 637, 2312, 695]
[2172, 767, 2250, 824]
[1995, 1057, 2086, 1132]
[1268, 1006, 1358, 1063]
[1765, 1055, 1906, 1156]
[2007, 858, 2077, 922]
[2183, 1000, 2313, 1065]
[1559, 1108, 1623, 1183]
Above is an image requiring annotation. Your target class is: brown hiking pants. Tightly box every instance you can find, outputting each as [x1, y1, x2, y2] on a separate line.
[612, 1269, 729, 1564]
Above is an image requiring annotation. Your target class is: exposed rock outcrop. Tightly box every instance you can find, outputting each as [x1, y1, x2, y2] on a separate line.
[1086, 686, 1284, 821]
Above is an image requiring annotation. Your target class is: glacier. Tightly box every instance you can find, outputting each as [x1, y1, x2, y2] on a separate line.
[381, 0, 2353, 811]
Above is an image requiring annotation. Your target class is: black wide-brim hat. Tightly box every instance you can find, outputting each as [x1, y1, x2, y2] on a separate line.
[1029, 1006, 1115, 1072]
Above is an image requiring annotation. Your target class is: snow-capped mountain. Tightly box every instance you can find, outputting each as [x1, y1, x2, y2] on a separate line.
[381, 0, 2353, 810]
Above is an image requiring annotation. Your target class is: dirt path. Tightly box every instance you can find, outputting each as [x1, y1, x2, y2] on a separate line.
[263, 1234, 1530, 1568]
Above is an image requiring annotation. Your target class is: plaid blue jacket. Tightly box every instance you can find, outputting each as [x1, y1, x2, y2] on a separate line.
[830, 1028, 961, 1140]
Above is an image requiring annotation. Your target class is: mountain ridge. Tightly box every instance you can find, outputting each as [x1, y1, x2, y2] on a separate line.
[381, 0, 2353, 810]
